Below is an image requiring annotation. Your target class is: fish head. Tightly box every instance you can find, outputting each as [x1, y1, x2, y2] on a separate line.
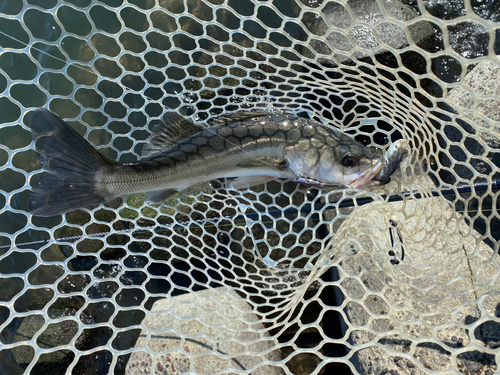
[285, 134, 386, 189]
[331, 135, 387, 189]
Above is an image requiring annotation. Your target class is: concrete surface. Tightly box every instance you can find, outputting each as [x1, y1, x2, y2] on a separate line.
[125, 287, 284, 375]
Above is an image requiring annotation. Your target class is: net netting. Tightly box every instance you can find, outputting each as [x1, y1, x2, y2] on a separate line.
[1, 0, 500, 374]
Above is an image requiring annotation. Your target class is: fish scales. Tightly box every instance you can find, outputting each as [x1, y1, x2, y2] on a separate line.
[29, 109, 405, 216]
[101, 116, 304, 197]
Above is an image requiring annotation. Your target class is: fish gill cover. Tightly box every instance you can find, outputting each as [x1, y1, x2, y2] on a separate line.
[0, 0, 499, 374]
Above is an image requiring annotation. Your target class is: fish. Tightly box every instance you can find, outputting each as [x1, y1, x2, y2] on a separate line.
[29, 109, 396, 216]
[375, 139, 409, 183]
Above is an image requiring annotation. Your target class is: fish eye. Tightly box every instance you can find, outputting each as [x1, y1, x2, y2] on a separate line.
[342, 153, 358, 167]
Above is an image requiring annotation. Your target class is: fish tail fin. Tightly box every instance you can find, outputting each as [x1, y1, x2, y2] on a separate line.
[29, 108, 115, 217]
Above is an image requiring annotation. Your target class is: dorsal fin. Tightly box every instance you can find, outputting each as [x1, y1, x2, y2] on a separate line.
[142, 112, 205, 157]
[207, 111, 269, 127]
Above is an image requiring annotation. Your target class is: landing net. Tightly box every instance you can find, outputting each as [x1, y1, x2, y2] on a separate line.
[0, 1, 499, 374]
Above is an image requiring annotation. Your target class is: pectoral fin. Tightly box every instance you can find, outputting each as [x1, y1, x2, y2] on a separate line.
[229, 176, 275, 190]
[237, 158, 287, 170]
[146, 189, 178, 203]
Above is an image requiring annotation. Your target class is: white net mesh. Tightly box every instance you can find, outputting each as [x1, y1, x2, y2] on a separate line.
[1, 0, 500, 374]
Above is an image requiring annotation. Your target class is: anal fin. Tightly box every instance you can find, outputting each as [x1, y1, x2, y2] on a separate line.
[146, 189, 178, 203]
[229, 176, 275, 190]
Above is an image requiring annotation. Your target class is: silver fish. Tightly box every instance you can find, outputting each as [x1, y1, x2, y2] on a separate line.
[30, 109, 392, 216]
[375, 139, 409, 183]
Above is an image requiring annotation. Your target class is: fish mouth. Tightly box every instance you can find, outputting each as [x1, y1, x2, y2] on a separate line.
[346, 160, 385, 189]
